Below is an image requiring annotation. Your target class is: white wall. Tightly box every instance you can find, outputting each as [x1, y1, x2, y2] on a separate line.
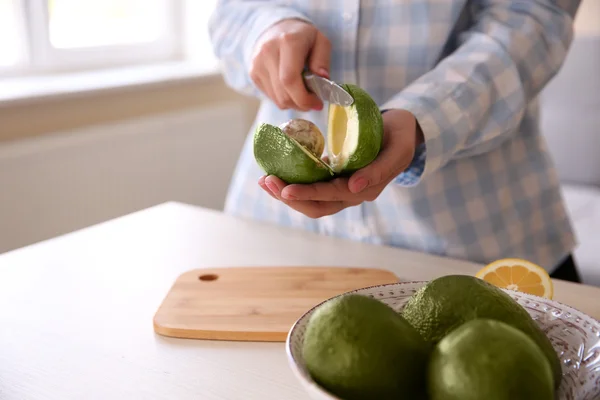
[539, 0, 600, 187]
[0, 102, 250, 254]
[573, 0, 600, 38]
[540, 33, 600, 187]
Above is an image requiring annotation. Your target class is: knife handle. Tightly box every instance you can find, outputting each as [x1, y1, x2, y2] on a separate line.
[302, 70, 317, 95]
[301, 67, 316, 93]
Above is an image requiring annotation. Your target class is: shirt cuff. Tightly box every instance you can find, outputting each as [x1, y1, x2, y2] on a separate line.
[393, 143, 427, 186]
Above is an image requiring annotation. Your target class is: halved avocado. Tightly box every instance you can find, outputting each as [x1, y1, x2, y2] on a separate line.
[253, 122, 334, 184]
[253, 83, 383, 184]
[327, 84, 384, 174]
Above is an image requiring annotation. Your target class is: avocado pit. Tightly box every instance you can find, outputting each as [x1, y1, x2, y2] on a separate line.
[279, 119, 325, 158]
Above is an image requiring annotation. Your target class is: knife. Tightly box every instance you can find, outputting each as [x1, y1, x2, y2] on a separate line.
[302, 70, 354, 107]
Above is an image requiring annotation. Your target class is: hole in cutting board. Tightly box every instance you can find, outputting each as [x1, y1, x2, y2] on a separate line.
[199, 274, 218, 282]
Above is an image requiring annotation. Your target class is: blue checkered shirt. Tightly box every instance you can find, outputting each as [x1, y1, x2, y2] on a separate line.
[209, 0, 580, 273]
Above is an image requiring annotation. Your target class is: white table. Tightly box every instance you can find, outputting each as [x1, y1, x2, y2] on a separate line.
[1, 202, 599, 400]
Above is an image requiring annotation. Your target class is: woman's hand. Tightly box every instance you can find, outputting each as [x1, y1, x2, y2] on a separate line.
[258, 109, 425, 218]
[249, 19, 331, 111]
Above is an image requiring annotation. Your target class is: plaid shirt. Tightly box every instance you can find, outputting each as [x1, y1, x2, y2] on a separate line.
[209, 0, 580, 272]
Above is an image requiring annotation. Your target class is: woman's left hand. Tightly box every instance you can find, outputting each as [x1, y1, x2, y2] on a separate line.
[258, 109, 424, 218]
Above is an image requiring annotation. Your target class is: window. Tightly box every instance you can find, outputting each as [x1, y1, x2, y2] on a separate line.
[0, 0, 205, 78]
[0, 0, 27, 69]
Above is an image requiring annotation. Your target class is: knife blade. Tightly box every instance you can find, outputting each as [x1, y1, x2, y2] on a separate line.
[302, 71, 354, 107]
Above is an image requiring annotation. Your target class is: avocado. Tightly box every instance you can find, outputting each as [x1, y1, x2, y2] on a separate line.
[400, 275, 563, 388]
[253, 83, 383, 183]
[428, 319, 554, 400]
[327, 84, 384, 173]
[302, 294, 431, 400]
[253, 122, 334, 184]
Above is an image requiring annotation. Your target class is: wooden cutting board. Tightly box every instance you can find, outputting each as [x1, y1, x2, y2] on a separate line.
[153, 266, 399, 342]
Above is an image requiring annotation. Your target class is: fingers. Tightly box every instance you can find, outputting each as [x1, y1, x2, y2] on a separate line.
[249, 62, 277, 105]
[279, 41, 322, 111]
[258, 176, 278, 200]
[248, 19, 331, 111]
[260, 176, 350, 219]
[281, 178, 349, 201]
[280, 177, 381, 203]
[251, 41, 292, 110]
[263, 175, 287, 198]
[286, 199, 348, 219]
[266, 54, 294, 109]
[308, 32, 331, 78]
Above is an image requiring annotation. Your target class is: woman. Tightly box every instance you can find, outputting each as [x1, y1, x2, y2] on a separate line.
[208, 0, 582, 282]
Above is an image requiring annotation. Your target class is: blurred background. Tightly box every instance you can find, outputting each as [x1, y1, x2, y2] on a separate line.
[0, 0, 598, 284]
[0, 0, 260, 254]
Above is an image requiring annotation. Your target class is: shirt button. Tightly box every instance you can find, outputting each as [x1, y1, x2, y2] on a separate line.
[342, 12, 353, 22]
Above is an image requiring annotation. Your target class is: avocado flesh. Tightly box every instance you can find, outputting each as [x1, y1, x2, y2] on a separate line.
[328, 103, 359, 173]
[327, 84, 383, 174]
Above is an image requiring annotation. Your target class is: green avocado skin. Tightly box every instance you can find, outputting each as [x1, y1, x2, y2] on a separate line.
[427, 319, 554, 400]
[253, 123, 333, 184]
[401, 275, 563, 389]
[337, 83, 384, 173]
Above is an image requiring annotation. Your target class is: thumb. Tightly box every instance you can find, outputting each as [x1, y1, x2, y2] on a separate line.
[348, 132, 413, 194]
[347, 160, 389, 194]
[308, 32, 331, 77]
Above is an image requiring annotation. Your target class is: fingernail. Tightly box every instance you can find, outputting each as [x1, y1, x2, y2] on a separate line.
[318, 68, 329, 78]
[313, 103, 323, 111]
[353, 178, 368, 193]
[266, 180, 280, 196]
[282, 191, 297, 200]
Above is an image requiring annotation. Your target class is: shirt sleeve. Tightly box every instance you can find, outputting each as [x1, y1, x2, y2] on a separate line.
[208, 1, 312, 99]
[382, 0, 581, 187]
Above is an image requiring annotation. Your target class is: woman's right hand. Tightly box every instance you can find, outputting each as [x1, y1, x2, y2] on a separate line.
[249, 19, 331, 112]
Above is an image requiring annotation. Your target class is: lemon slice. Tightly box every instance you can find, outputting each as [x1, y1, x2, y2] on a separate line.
[475, 258, 554, 299]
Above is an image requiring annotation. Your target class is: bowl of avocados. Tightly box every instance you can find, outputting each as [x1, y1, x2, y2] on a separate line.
[286, 275, 600, 400]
